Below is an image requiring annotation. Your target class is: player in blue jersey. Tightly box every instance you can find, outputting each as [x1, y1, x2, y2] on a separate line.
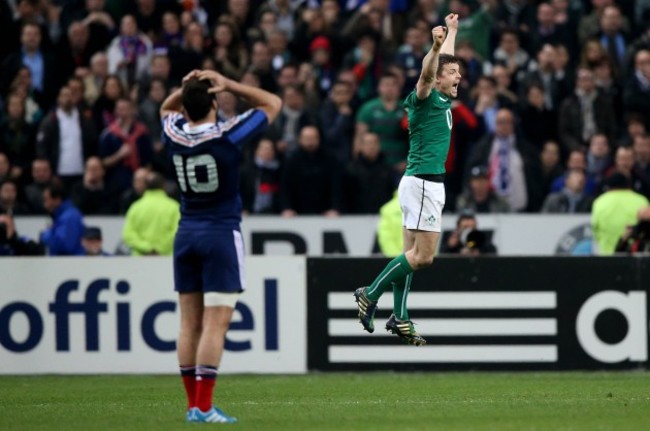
[160, 69, 281, 424]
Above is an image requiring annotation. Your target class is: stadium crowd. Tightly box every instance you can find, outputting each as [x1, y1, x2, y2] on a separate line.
[0, 0, 650, 254]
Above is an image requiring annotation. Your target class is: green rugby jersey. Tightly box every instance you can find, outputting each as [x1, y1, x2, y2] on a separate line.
[403, 88, 452, 176]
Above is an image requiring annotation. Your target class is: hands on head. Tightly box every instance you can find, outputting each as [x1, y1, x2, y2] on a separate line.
[181, 69, 230, 95]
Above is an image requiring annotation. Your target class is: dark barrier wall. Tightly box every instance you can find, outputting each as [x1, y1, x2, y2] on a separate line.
[307, 257, 650, 371]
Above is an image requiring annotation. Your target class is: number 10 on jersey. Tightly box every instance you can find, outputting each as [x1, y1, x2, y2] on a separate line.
[172, 154, 219, 193]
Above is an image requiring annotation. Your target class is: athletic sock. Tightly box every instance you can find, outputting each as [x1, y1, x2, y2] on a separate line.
[180, 365, 196, 410]
[393, 273, 413, 320]
[366, 253, 414, 301]
[195, 365, 218, 412]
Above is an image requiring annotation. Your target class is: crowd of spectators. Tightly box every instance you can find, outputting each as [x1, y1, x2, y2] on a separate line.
[1, 0, 650, 243]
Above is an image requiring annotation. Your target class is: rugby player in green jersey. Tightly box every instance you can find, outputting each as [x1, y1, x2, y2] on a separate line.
[354, 14, 461, 346]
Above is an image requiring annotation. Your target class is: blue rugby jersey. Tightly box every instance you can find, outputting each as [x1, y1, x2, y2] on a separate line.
[162, 109, 268, 229]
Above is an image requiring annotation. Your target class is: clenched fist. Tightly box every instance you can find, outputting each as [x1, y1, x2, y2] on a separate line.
[432, 26, 446, 51]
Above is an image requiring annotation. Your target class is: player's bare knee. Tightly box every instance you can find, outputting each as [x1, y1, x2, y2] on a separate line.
[411, 253, 435, 269]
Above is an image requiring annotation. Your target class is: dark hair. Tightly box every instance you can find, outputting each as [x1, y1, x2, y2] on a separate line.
[44, 179, 66, 200]
[182, 78, 214, 122]
[456, 210, 476, 228]
[437, 54, 460, 77]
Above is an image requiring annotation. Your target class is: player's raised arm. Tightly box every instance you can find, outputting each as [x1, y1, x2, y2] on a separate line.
[416, 26, 446, 100]
[198, 70, 282, 123]
[440, 13, 459, 56]
[160, 70, 200, 118]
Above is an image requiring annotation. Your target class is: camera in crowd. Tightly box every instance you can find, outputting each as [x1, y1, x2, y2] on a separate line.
[441, 210, 497, 256]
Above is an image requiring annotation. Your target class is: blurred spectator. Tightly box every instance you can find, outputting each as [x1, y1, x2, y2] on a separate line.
[558, 67, 617, 152]
[471, 75, 512, 135]
[138, 78, 167, 148]
[539, 140, 563, 197]
[596, 5, 628, 76]
[36, 85, 97, 190]
[603, 146, 650, 198]
[531, 2, 573, 54]
[309, 35, 337, 98]
[81, 226, 109, 256]
[319, 80, 355, 163]
[8, 66, 44, 125]
[61, 0, 115, 50]
[249, 41, 278, 93]
[248, 9, 278, 45]
[280, 125, 342, 217]
[580, 38, 609, 69]
[70, 156, 117, 215]
[445, 98, 482, 207]
[58, 21, 98, 80]
[158, 11, 183, 50]
[133, 0, 163, 38]
[520, 44, 566, 113]
[633, 134, 650, 183]
[212, 18, 249, 80]
[0, 211, 44, 256]
[451, 0, 494, 61]
[92, 74, 126, 133]
[225, 0, 255, 36]
[119, 166, 149, 214]
[376, 190, 401, 257]
[267, 85, 317, 157]
[541, 168, 593, 213]
[138, 54, 172, 100]
[0, 180, 28, 215]
[456, 39, 484, 89]
[341, 0, 405, 54]
[24, 158, 53, 214]
[623, 49, 650, 128]
[276, 63, 299, 93]
[240, 138, 282, 215]
[492, 29, 529, 77]
[455, 165, 510, 214]
[40, 181, 85, 256]
[99, 97, 153, 195]
[268, 29, 293, 75]
[67, 77, 91, 117]
[491, 63, 518, 105]
[343, 31, 385, 101]
[579, 0, 630, 45]
[408, 0, 442, 28]
[2, 21, 58, 109]
[107, 15, 153, 87]
[585, 133, 613, 184]
[551, 149, 597, 195]
[122, 171, 179, 256]
[354, 72, 406, 173]
[167, 21, 204, 84]
[344, 132, 394, 214]
[0, 92, 35, 179]
[297, 62, 324, 109]
[440, 211, 497, 255]
[593, 58, 623, 125]
[0, 153, 11, 184]
[82, 52, 109, 106]
[467, 108, 541, 212]
[618, 114, 647, 148]
[395, 25, 427, 95]
[520, 83, 558, 151]
[592, 172, 649, 255]
[615, 206, 650, 255]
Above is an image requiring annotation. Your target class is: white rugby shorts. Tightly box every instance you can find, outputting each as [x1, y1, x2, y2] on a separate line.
[398, 175, 445, 232]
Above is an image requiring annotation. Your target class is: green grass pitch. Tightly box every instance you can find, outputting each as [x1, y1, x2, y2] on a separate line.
[1, 372, 649, 430]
